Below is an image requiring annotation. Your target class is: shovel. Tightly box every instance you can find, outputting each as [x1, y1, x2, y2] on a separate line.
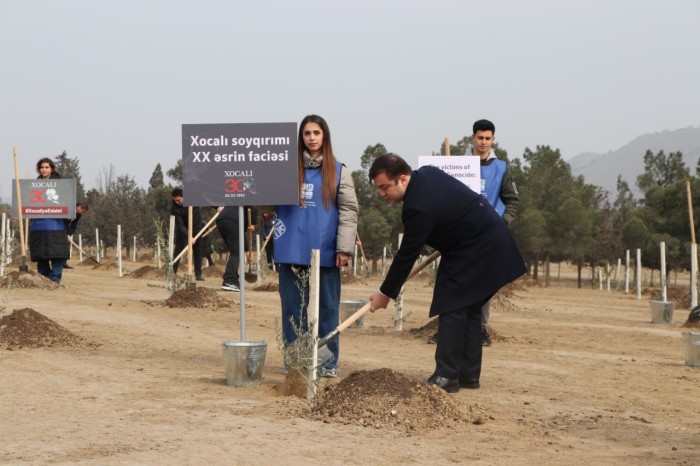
[70, 238, 101, 264]
[286, 250, 441, 361]
[244, 208, 257, 283]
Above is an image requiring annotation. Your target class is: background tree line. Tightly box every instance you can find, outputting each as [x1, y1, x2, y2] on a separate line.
[2, 145, 698, 287]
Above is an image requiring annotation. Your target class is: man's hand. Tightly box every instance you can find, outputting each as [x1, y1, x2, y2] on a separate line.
[369, 291, 390, 313]
[336, 252, 350, 268]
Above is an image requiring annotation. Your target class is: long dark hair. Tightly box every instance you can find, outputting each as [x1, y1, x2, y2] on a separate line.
[36, 157, 60, 179]
[298, 114, 337, 209]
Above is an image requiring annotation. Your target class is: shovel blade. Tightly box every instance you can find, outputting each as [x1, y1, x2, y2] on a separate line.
[284, 339, 334, 369]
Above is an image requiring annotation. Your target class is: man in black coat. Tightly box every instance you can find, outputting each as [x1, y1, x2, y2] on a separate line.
[171, 188, 203, 280]
[368, 154, 526, 393]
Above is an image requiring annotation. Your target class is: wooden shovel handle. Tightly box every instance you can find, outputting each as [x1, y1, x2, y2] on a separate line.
[333, 251, 441, 336]
[172, 210, 220, 264]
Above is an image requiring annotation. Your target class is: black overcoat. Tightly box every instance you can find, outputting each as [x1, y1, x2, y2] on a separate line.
[380, 166, 526, 317]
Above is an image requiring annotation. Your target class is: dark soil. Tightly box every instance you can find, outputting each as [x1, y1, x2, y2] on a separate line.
[409, 317, 438, 339]
[164, 287, 232, 309]
[307, 368, 487, 432]
[0, 308, 97, 350]
[253, 282, 278, 292]
[1, 270, 58, 290]
[137, 253, 154, 262]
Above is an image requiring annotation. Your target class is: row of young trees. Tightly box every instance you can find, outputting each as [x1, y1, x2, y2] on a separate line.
[353, 142, 700, 288]
[1, 145, 697, 287]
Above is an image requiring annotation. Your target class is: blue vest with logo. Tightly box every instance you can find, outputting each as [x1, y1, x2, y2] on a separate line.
[274, 163, 341, 267]
[481, 159, 506, 216]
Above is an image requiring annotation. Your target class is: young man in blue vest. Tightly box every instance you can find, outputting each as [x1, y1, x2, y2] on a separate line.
[467, 119, 519, 346]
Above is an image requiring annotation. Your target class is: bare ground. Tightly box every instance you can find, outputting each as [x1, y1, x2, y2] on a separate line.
[0, 262, 698, 465]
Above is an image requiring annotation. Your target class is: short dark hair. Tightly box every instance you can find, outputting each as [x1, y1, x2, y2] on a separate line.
[76, 202, 89, 211]
[171, 188, 183, 197]
[369, 153, 412, 182]
[473, 119, 495, 135]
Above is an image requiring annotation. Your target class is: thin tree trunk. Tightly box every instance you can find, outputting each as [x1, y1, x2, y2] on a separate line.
[577, 263, 583, 288]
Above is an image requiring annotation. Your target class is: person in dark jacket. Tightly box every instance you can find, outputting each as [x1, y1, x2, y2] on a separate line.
[64, 202, 89, 269]
[29, 158, 70, 283]
[368, 154, 526, 393]
[170, 188, 203, 280]
[468, 119, 519, 346]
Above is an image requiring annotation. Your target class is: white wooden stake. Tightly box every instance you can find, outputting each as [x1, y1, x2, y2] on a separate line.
[395, 233, 404, 332]
[5, 218, 11, 265]
[133, 236, 137, 262]
[168, 215, 175, 260]
[692, 243, 698, 308]
[255, 233, 262, 285]
[353, 244, 357, 276]
[382, 246, 386, 277]
[636, 248, 642, 300]
[156, 242, 161, 269]
[95, 228, 100, 261]
[625, 250, 630, 294]
[660, 241, 667, 302]
[117, 225, 123, 278]
[309, 249, 320, 399]
[78, 234, 83, 262]
[0, 212, 5, 277]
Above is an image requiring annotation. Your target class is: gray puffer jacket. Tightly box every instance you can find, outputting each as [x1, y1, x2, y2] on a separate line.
[302, 151, 359, 255]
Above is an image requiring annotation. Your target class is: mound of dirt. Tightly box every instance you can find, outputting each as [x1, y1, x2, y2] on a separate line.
[202, 265, 223, 278]
[92, 260, 118, 270]
[490, 292, 523, 313]
[253, 282, 278, 292]
[307, 368, 487, 431]
[0, 308, 96, 350]
[128, 265, 166, 279]
[643, 286, 691, 309]
[1, 270, 59, 290]
[137, 253, 154, 262]
[164, 287, 232, 309]
[76, 257, 100, 266]
[410, 317, 438, 339]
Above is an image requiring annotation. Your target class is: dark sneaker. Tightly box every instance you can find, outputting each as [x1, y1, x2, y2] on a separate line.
[195, 275, 204, 281]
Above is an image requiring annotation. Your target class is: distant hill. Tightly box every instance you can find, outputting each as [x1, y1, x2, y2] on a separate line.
[567, 126, 700, 198]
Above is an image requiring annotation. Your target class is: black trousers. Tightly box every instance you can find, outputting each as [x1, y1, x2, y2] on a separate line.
[173, 235, 202, 276]
[217, 218, 240, 286]
[434, 299, 487, 380]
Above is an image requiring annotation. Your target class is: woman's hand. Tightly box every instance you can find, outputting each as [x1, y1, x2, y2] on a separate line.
[336, 252, 350, 268]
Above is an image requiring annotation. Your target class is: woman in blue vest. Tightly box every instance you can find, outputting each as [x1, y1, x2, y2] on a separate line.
[29, 158, 70, 283]
[274, 114, 359, 377]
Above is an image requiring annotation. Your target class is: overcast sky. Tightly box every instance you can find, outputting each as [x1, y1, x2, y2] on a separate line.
[1, 0, 699, 202]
